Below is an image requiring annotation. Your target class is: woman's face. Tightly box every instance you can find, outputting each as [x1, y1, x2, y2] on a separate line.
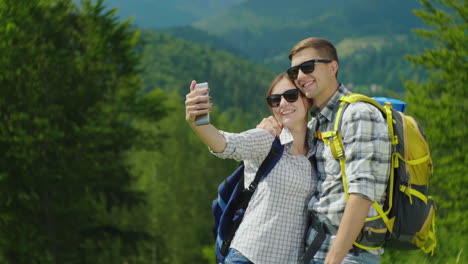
[269, 78, 310, 129]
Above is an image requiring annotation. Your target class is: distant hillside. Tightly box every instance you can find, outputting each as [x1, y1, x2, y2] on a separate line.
[139, 30, 277, 122]
[189, 0, 427, 95]
[102, 0, 246, 28]
[160, 26, 248, 58]
[194, 0, 423, 60]
[104, 0, 429, 96]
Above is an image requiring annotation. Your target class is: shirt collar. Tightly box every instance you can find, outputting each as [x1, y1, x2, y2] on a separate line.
[310, 84, 351, 122]
[280, 126, 316, 158]
[279, 127, 294, 145]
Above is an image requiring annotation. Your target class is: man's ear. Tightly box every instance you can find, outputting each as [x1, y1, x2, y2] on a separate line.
[329, 60, 339, 76]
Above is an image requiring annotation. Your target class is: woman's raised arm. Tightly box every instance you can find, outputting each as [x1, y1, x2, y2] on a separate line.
[185, 80, 226, 153]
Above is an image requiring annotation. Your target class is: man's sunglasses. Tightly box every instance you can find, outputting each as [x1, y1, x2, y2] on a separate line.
[287, 59, 332, 80]
[266, 88, 302, 108]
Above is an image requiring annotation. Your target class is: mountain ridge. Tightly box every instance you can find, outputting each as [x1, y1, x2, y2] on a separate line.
[105, 0, 429, 96]
[100, 0, 247, 28]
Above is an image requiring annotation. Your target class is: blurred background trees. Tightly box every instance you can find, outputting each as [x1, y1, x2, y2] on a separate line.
[385, 0, 467, 263]
[0, 0, 465, 263]
[0, 0, 166, 262]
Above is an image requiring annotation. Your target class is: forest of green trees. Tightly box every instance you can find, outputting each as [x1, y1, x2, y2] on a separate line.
[0, 0, 466, 263]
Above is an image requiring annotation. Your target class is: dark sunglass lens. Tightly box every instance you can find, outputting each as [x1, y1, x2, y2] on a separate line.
[266, 95, 281, 107]
[287, 67, 299, 80]
[300, 60, 315, 74]
[283, 89, 299, 102]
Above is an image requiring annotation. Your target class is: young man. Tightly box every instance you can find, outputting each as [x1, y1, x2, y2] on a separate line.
[258, 37, 391, 264]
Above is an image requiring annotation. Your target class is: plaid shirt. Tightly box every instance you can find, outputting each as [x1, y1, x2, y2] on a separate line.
[213, 128, 316, 264]
[306, 84, 391, 259]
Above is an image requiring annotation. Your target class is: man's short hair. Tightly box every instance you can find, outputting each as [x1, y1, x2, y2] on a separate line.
[289, 37, 339, 63]
[289, 37, 339, 77]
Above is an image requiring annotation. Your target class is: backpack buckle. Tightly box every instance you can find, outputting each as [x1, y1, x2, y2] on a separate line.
[321, 130, 345, 159]
[246, 181, 258, 192]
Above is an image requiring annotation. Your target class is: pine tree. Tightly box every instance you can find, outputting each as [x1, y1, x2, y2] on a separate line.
[0, 0, 167, 262]
[393, 0, 467, 262]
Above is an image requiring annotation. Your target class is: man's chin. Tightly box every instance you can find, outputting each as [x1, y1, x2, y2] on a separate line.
[304, 91, 315, 99]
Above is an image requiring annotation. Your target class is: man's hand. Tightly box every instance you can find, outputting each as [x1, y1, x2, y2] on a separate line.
[257, 116, 282, 136]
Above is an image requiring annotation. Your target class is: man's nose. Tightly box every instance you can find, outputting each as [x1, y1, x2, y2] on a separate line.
[297, 68, 308, 80]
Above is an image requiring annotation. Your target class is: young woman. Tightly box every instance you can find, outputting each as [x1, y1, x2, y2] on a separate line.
[185, 73, 316, 264]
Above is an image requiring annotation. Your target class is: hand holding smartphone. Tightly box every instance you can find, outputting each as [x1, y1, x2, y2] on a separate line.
[194, 82, 210, 126]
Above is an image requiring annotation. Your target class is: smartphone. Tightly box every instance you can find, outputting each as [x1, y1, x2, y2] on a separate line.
[194, 82, 210, 126]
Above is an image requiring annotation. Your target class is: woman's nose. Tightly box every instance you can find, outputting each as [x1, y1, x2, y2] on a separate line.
[279, 95, 289, 106]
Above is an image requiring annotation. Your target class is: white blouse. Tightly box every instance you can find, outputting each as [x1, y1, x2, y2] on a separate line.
[212, 128, 316, 264]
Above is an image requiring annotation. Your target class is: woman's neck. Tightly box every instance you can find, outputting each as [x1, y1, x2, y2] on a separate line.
[288, 124, 308, 156]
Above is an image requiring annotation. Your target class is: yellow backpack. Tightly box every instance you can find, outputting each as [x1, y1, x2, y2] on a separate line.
[318, 93, 436, 255]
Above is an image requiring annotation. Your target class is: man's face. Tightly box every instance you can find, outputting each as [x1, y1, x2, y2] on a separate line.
[290, 48, 336, 103]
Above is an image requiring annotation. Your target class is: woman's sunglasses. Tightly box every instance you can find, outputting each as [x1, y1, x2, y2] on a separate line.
[266, 88, 302, 108]
[287, 59, 332, 80]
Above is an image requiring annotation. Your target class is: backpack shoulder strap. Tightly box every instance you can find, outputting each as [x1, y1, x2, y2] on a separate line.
[246, 137, 284, 192]
[319, 93, 396, 245]
[321, 93, 394, 160]
[335, 93, 387, 128]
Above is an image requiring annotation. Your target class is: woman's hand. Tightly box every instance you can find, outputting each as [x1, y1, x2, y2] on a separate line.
[184, 80, 226, 152]
[185, 80, 212, 126]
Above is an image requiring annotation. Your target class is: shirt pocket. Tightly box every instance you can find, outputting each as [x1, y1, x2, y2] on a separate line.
[322, 144, 341, 176]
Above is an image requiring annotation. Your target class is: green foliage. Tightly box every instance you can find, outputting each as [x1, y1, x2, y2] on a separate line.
[0, 0, 276, 261]
[0, 0, 168, 262]
[3, 0, 465, 262]
[179, 0, 427, 96]
[161, 26, 245, 56]
[384, 0, 467, 263]
[130, 1, 467, 261]
[337, 35, 427, 96]
[139, 29, 277, 127]
[198, 2, 407, 40]
[128, 92, 242, 263]
[119, 27, 275, 262]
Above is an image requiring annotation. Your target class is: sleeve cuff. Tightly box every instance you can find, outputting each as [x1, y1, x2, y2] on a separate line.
[348, 181, 375, 202]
